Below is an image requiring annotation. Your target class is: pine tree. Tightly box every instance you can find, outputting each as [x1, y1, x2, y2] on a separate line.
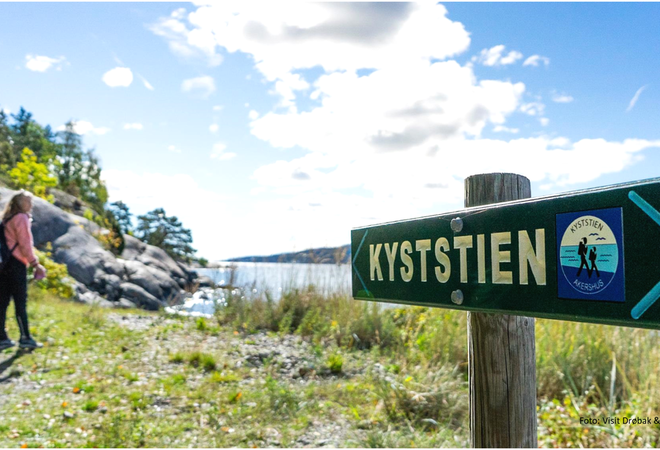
[0, 110, 14, 169]
[55, 122, 108, 212]
[136, 208, 196, 262]
[109, 201, 133, 234]
[10, 107, 58, 163]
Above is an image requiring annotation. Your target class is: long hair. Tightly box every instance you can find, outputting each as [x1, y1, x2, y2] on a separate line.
[1, 191, 32, 221]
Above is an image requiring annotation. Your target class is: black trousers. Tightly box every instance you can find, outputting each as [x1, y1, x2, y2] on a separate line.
[0, 256, 30, 340]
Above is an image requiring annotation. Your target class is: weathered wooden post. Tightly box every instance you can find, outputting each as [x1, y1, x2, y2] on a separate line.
[465, 173, 537, 447]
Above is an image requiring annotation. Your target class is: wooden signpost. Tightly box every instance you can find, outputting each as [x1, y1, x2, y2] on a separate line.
[351, 173, 660, 447]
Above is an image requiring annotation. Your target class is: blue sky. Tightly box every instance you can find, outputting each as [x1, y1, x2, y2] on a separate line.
[1, 2, 659, 260]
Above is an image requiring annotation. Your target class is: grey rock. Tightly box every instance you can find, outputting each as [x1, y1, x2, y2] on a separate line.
[77, 292, 114, 308]
[74, 281, 89, 295]
[122, 235, 196, 288]
[50, 188, 90, 217]
[196, 275, 215, 288]
[117, 298, 137, 309]
[96, 273, 123, 301]
[121, 259, 183, 303]
[119, 283, 163, 311]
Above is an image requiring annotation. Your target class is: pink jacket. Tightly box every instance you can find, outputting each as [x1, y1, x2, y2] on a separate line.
[3, 213, 38, 267]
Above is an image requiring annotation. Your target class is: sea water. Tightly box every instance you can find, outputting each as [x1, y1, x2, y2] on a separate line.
[559, 243, 618, 274]
[165, 262, 352, 317]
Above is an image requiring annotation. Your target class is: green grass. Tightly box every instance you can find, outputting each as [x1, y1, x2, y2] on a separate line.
[3, 285, 660, 447]
[210, 371, 240, 384]
[326, 352, 344, 374]
[169, 352, 185, 364]
[82, 400, 99, 412]
[187, 351, 217, 372]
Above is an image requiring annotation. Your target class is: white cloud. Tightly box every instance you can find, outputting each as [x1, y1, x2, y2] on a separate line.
[181, 75, 215, 98]
[213, 105, 223, 111]
[273, 73, 310, 110]
[25, 54, 66, 72]
[56, 120, 110, 136]
[248, 110, 259, 120]
[153, 2, 470, 105]
[474, 45, 523, 66]
[626, 85, 648, 112]
[102, 67, 133, 87]
[123, 123, 143, 130]
[552, 92, 574, 103]
[540, 117, 550, 126]
[209, 124, 219, 133]
[149, 8, 223, 66]
[210, 142, 236, 160]
[102, 169, 227, 258]
[493, 125, 519, 134]
[145, 2, 660, 257]
[523, 55, 550, 67]
[168, 145, 181, 153]
[139, 74, 155, 91]
[520, 102, 545, 116]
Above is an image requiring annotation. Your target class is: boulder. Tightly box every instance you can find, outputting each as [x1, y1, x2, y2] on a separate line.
[117, 298, 138, 309]
[196, 275, 216, 288]
[122, 235, 196, 288]
[0, 188, 195, 311]
[50, 188, 91, 217]
[119, 283, 163, 311]
[121, 259, 183, 303]
[76, 291, 114, 308]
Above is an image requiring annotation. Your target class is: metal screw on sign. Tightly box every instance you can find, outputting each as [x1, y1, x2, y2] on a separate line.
[451, 289, 464, 305]
[450, 217, 463, 232]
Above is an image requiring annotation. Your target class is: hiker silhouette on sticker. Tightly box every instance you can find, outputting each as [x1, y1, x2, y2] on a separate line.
[589, 247, 600, 278]
[576, 237, 589, 277]
[557, 208, 624, 302]
[576, 236, 601, 279]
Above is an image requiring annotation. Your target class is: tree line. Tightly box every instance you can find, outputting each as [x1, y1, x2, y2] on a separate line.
[0, 107, 197, 263]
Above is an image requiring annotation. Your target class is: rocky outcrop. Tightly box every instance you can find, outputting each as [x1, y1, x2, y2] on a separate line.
[0, 188, 197, 310]
[50, 188, 91, 218]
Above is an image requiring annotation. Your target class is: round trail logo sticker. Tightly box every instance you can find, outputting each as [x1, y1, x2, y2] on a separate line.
[556, 208, 625, 302]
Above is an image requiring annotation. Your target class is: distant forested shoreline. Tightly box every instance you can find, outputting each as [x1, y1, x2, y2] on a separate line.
[227, 244, 350, 264]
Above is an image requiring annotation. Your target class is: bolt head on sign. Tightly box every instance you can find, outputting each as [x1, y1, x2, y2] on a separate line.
[351, 177, 660, 330]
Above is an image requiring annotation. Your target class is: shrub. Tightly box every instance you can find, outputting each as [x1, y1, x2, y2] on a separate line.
[121, 370, 139, 382]
[264, 376, 300, 416]
[8, 147, 56, 201]
[35, 247, 75, 298]
[210, 371, 240, 383]
[79, 209, 124, 255]
[201, 355, 217, 372]
[326, 352, 344, 374]
[168, 374, 186, 385]
[169, 352, 185, 364]
[128, 392, 150, 410]
[83, 400, 99, 412]
[188, 351, 216, 372]
[83, 208, 95, 222]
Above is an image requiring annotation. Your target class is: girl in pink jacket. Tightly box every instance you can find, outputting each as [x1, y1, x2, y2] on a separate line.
[1, 191, 47, 350]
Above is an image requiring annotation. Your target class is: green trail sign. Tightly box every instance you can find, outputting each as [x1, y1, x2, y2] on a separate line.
[351, 177, 660, 330]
